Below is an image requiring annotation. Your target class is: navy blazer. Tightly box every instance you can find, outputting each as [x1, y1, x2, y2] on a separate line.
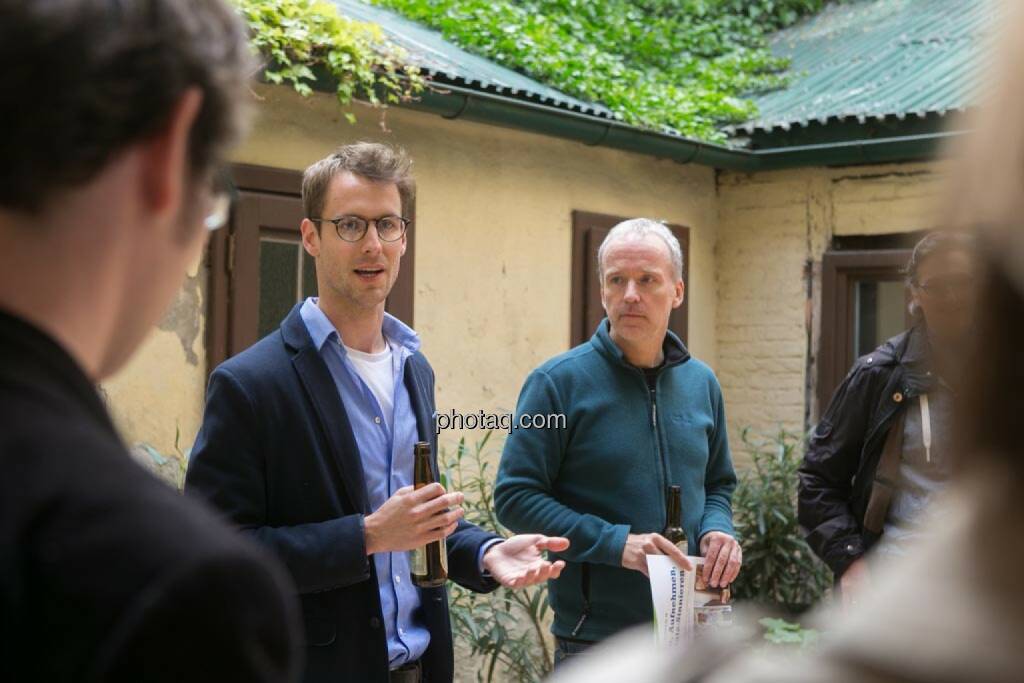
[186, 304, 500, 683]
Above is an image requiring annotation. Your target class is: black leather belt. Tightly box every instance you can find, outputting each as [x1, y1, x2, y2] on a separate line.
[390, 660, 421, 683]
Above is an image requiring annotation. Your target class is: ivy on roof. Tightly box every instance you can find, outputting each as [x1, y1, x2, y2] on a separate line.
[372, 0, 826, 143]
[235, 0, 424, 123]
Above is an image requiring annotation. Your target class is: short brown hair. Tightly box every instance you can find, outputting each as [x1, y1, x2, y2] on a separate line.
[0, 0, 255, 214]
[302, 142, 416, 222]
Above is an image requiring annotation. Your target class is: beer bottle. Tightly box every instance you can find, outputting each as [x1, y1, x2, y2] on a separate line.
[411, 441, 448, 587]
[663, 484, 687, 549]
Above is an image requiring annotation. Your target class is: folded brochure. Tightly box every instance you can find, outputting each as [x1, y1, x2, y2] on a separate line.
[647, 554, 733, 646]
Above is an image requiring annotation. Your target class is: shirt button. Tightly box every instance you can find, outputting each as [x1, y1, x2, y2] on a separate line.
[399, 628, 405, 636]
[374, 416, 381, 424]
[395, 575, 401, 584]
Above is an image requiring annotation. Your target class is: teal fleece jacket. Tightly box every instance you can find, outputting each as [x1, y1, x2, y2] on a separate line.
[494, 319, 736, 642]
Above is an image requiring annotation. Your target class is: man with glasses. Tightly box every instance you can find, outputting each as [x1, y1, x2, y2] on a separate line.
[799, 231, 976, 610]
[0, 1, 300, 681]
[186, 142, 569, 683]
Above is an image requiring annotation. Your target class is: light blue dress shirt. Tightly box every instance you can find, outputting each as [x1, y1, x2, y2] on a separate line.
[300, 298, 501, 669]
[300, 298, 429, 668]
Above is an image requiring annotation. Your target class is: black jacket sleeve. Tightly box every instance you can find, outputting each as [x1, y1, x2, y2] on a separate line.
[94, 549, 302, 682]
[798, 361, 878, 577]
[445, 520, 501, 594]
[186, 367, 371, 593]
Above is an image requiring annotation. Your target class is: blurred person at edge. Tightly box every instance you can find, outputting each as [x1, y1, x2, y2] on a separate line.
[0, 1, 301, 681]
[799, 229, 976, 610]
[549, 3, 1024, 682]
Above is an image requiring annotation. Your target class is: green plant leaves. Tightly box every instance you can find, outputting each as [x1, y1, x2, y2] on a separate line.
[234, 0, 425, 120]
[731, 428, 831, 611]
[441, 432, 553, 682]
[374, 0, 825, 142]
[759, 617, 820, 648]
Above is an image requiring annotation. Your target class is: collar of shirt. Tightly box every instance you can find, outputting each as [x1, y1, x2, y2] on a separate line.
[299, 297, 420, 358]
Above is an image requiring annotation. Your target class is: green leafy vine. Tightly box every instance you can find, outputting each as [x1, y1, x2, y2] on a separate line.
[234, 0, 425, 123]
[372, 0, 828, 142]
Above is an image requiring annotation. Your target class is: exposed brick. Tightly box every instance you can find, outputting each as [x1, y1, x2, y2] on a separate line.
[716, 161, 947, 447]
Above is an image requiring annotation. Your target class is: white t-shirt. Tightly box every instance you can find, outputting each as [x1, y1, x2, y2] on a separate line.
[343, 339, 395, 430]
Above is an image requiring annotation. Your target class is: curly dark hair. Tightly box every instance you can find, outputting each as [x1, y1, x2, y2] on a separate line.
[0, 0, 257, 214]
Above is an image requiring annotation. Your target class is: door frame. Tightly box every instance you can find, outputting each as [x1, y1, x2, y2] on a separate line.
[817, 248, 911, 413]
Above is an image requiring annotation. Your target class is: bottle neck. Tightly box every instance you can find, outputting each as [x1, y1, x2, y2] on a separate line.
[667, 491, 682, 528]
[414, 452, 433, 485]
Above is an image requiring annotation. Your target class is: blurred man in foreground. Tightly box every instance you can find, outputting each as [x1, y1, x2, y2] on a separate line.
[0, 1, 301, 680]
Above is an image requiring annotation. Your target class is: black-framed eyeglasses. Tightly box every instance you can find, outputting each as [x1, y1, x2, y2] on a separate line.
[308, 215, 410, 242]
[204, 168, 237, 232]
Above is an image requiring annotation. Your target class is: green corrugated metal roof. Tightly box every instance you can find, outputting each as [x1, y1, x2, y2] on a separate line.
[332, 0, 614, 119]
[736, 0, 995, 135]
[325, 0, 983, 164]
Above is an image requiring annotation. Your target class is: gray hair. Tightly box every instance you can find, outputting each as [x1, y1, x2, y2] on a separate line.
[597, 218, 684, 281]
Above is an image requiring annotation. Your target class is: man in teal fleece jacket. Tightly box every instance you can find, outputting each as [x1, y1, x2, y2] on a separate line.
[494, 218, 741, 665]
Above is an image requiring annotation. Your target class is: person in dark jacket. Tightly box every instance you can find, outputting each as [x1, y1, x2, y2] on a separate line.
[0, 1, 301, 681]
[186, 143, 569, 683]
[799, 230, 976, 608]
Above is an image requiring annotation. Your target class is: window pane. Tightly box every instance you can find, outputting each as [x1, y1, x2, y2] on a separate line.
[853, 279, 905, 357]
[259, 240, 299, 338]
[302, 251, 318, 300]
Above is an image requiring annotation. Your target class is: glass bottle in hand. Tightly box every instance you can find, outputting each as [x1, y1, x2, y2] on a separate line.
[411, 441, 448, 587]
[663, 484, 687, 549]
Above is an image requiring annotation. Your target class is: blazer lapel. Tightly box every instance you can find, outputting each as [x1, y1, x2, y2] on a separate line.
[403, 354, 439, 467]
[281, 305, 370, 515]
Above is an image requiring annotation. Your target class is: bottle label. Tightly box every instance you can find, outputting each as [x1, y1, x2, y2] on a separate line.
[411, 538, 447, 577]
[411, 546, 426, 575]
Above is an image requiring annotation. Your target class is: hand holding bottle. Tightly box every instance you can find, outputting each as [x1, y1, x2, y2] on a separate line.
[364, 483, 464, 555]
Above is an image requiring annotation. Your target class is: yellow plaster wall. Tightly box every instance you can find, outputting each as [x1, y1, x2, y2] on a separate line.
[715, 160, 951, 456]
[95, 84, 952, 481]
[231, 85, 719, 451]
[100, 257, 207, 475]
